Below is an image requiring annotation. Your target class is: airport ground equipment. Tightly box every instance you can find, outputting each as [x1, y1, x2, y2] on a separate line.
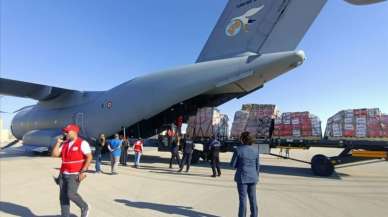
[182, 137, 388, 177]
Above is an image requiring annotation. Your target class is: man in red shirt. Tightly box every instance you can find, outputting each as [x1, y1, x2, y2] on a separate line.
[51, 124, 93, 217]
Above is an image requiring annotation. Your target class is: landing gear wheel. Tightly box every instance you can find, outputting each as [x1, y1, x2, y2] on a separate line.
[311, 154, 334, 177]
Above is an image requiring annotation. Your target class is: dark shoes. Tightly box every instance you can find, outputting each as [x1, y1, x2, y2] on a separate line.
[81, 204, 90, 217]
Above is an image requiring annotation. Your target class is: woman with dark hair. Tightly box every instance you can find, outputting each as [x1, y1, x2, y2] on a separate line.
[231, 132, 260, 217]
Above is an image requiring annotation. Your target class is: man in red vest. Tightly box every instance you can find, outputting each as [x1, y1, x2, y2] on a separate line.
[51, 124, 93, 217]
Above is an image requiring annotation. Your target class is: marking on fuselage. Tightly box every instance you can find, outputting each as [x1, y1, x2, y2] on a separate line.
[106, 101, 112, 109]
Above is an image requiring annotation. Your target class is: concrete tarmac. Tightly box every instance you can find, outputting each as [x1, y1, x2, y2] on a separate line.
[1, 143, 388, 217]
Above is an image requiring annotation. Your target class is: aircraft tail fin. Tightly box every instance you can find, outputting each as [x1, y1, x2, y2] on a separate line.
[196, 0, 327, 63]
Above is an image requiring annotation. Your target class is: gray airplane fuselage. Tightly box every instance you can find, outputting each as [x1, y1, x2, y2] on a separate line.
[11, 51, 305, 142]
[4, 0, 385, 149]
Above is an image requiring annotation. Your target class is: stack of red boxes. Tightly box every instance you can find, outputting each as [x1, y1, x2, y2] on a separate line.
[273, 112, 321, 138]
[231, 104, 279, 138]
[245, 104, 279, 138]
[325, 108, 388, 139]
[186, 107, 229, 138]
[382, 115, 388, 137]
[367, 108, 381, 137]
[230, 110, 250, 138]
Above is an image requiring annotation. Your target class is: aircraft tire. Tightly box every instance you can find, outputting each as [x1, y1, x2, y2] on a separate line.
[311, 154, 334, 177]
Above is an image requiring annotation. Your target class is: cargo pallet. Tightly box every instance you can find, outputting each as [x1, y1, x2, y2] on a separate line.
[203, 137, 388, 177]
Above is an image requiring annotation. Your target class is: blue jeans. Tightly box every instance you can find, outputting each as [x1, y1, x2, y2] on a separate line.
[95, 153, 102, 172]
[237, 183, 258, 217]
[134, 152, 142, 166]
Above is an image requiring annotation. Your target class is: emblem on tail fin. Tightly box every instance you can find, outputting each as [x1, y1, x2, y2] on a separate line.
[225, 5, 264, 37]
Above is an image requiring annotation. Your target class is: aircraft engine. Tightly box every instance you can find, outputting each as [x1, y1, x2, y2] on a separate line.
[22, 129, 62, 151]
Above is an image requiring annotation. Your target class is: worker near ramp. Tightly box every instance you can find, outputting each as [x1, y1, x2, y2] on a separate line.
[51, 124, 92, 217]
[120, 136, 130, 166]
[169, 135, 181, 169]
[94, 133, 106, 173]
[209, 136, 222, 177]
[108, 134, 122, 175]
[178, 135, 194, 172]
[133, 138, 144, 168]
[230, 132, 260, 217]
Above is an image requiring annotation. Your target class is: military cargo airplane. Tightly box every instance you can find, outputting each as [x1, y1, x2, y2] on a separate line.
[0, 0, 386, 152]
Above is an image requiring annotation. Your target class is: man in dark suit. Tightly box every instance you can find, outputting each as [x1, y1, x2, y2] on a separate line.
[178, 135, 194, 172]
[230, 132, 260, 217]
[209, 136, 222, 177]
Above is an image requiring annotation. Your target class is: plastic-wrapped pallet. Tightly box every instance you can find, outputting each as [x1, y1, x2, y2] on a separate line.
[325, 108, 388, 140]
[217, 114, 229, 139]
[381, 115, 388, 137]
[273, 111, 322, 139]
[186, 107, 229, 138]
[186, 116, 196, 138]
[230, 110, 249, 138]
[257, 117, 273, 138]
[238, 104, 279, 138]
[194, 107, 220, 138]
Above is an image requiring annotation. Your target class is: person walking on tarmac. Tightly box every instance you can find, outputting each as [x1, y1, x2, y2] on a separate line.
[108, 134, 122, 175]
[94, 133, 106, 173]
[120, 136, 130, 166]
[51, 124, 92, 217]
[178, 135, 194, 172]
[209, 136, 222, 177]
[230, 132, 260, 217]
[169, 135, 181, 169]
[133, 138, 144, 168]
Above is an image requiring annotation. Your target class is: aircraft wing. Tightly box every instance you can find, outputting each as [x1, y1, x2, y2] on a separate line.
[0, 78, 79, 101]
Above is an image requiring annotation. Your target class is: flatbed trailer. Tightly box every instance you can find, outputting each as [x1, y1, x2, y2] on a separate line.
[192, 137, 388, 177]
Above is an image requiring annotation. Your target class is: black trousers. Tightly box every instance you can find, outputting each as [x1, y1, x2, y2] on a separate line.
[180, 153, 192, 171]
[120, 147, 129, 165]
[59, 174, 88, 217]
[170, 152, 181, 168]
[211, 156, 221, 176]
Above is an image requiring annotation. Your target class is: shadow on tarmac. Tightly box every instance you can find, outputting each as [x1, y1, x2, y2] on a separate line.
[260, 165, 346, 180]
[115, 199, 220, 217]
[147, 169, 215, 178]
[0, 201, 76, 217]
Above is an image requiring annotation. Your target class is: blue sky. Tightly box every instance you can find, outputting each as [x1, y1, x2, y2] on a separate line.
[1, 0, 387, 132]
